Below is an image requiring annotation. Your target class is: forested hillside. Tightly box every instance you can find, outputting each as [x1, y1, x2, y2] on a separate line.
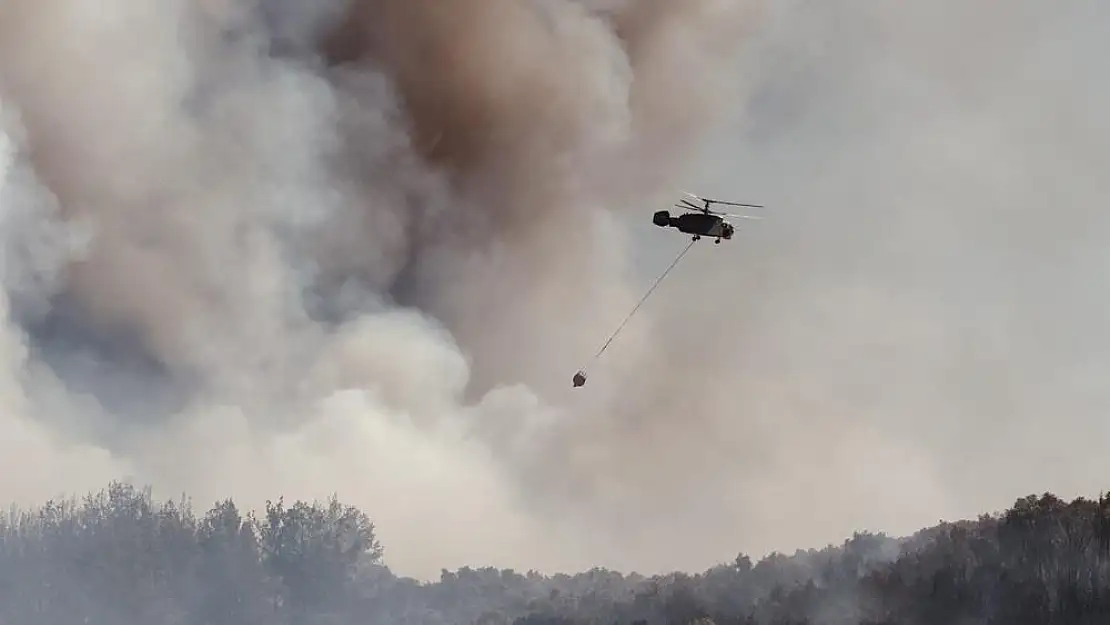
[2, 482, 1110, 625]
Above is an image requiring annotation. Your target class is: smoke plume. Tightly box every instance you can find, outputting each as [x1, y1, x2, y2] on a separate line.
[0, 0, 767, 578]
[1, 0, 1107, 581]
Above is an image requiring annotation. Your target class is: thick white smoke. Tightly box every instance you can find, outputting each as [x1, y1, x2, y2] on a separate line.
[0, 0, 767, 578]
[1, 0, 1107, 582]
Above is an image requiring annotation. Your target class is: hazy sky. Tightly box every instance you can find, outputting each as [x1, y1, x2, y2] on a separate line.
[0, 0, 1107, 582]
[646, 0, 1110, 537]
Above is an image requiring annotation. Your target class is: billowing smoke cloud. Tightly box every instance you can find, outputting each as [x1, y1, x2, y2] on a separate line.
[0, 0, 766, 578]
[1, 0, 1107, 582]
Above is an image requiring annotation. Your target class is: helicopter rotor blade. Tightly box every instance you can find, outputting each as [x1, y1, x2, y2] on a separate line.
[687, 206, 730, 217]
[709, 200, 765, 209]
[687, 206, 761, 219]
[681, 190, 764, 209]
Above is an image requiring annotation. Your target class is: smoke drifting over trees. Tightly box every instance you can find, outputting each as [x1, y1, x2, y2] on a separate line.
[0, 0, 765, 578]
[0, 0, 1108, 596]
[4, 482, 1110, 624]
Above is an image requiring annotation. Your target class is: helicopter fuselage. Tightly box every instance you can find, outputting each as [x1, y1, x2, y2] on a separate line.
[653, 210, 734, 242]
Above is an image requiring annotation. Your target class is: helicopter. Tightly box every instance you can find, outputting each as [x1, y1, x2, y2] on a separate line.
[569, 192, 767, 389]
[652, 192, 764, 244]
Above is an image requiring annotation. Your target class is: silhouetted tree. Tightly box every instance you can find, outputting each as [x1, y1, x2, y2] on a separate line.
[3, 482, 1110, 625]
[255, 495, 382, 622]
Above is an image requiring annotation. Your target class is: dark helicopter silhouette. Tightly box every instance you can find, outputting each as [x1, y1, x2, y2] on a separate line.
[570, 191, 767, 388]
[652, 191, 764, 244]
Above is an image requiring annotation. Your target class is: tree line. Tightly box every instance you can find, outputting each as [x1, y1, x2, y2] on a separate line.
[2, 481, 1110, 624]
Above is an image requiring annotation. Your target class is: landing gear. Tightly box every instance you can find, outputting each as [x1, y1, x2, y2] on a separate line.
[692, 235, 701, 242]
[714, 238, 721, 244]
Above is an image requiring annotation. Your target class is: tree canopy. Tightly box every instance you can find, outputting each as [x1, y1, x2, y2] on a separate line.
[2, 481, 1109, 624]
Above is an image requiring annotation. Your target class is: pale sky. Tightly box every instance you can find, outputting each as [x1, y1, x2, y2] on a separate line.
[626, 0, 1110, 554]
